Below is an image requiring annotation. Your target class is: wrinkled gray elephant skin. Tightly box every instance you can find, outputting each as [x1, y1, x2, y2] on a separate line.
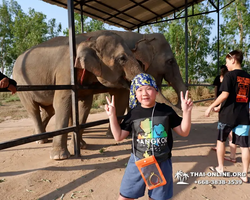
[13, 31, 143, 160]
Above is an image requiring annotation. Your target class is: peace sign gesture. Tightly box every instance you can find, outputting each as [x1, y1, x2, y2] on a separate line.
[181, 91, 193, 113]
[105, 95, 116, 117]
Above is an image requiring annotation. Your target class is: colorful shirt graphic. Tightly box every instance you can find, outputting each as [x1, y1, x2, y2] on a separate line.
[236, 76, 250, 103]
[120, 103, 182, 162]
[138, 118, 168, 147]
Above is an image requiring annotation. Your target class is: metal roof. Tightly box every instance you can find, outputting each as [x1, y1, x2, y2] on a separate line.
[41, 0, 205, 30]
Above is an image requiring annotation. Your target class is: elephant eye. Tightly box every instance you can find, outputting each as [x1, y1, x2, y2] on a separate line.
[167, 58, 175, 65]
[116, 54, 127, 66]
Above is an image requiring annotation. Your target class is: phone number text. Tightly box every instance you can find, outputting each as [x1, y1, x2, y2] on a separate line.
[194, 179, 242, 185]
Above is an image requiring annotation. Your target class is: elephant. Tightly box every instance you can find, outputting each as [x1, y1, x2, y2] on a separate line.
[12, 31, 143, 160]
[76, 30, 187, 140]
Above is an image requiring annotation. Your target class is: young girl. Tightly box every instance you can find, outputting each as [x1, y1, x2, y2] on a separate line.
[105, 73, 193, 200]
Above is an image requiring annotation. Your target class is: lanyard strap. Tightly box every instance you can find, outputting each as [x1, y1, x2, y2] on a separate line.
[132, 103, 156, 161]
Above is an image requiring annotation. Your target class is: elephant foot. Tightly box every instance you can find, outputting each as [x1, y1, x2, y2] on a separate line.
[50, 148, 71, 160]
[80, 139, 87, 149]
[36, 139, 48, 144]
[69, 137, 87, 149]
[106, 130, 114, 138]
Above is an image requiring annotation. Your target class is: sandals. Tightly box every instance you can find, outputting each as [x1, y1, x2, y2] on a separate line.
[224, 156, 236, 163]
[239, 176, 250, 183]
[209, 166, 223, 174]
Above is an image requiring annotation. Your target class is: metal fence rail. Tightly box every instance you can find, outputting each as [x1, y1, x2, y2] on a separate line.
[0, 84, 214, 153]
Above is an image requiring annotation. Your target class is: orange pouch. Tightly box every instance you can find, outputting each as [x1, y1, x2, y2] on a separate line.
[135, 155, 167, 190]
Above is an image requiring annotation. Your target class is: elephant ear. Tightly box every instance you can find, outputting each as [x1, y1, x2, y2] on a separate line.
[132, 37, 155, 72]
[75, 40, 102, 78]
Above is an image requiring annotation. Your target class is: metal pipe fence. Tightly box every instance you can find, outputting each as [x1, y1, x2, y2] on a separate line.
[0, 83, 214, 152]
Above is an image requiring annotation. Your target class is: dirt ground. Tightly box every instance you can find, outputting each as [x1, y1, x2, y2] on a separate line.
[0, 105, 250, 200]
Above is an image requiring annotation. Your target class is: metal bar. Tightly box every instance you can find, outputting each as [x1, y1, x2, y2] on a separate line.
[207, 0, 218, 10]
[193, 98, 215, 103]
[130, 0, 162, 19]
[187, 84, 214, 87]
[185, 0, 188, 88]
[217, 0, 220, 75]
[161, 84, 214, 87]
[82, 2, 138, 26]
[0, 116, 125, 151]
[93, 0, 143, 23]
[162, 0, 178, 11]
[0, 127, 75, 150]
[14, 85, 72, 91]
[219, 0, 235, 11]
[68, 0, 81, 157]
[136, 10, 217, 28]
[134, 2, 213, 29]
[80, 1, 84, 33]
[79, 116, 125, 129]
[0, 83, 214, 93]
[72, 7, 131, 30]
[7, 84, 108, 92]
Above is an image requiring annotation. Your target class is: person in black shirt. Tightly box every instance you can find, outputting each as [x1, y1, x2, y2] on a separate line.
[205, 50, 250, 183]
[213, 65, 228, 98]
[212, 65, 232, 154]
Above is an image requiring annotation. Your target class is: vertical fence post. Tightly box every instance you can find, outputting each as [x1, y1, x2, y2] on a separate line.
[80, 1, 84, 33]
[185, 0, 188, 89]
[217, 1, 220, 75]
[67, 0, 81, 157]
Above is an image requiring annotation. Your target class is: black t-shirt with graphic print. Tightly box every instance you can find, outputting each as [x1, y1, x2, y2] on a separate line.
[120, 102, 182, 163]
[219, 69, 250, 127]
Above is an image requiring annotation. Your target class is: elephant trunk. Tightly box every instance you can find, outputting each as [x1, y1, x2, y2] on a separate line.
[124, 55, 144, 81]
[164, 65, 187, 109]
[168, 77, 187, 109]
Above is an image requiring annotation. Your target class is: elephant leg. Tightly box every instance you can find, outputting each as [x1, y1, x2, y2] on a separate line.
[70, 94, 93, 149]
[107, 89, 129, 137]
[17, 92, 45, 144]
[39, 105, 55, 143]
[50, 90, 71, 160]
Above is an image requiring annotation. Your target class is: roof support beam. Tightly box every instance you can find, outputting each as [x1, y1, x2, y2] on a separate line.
[130, 0, 163, 19]
[82, 2, 138, 26]
[208, 0, 218, 10]
[162, 0, 179, 11]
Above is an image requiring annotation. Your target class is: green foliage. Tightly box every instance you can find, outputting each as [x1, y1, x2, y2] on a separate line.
[91, 102, 99, 109]
[0, 92, 19, 102]
[4, 94, 19, 102]
[0, 0, 16, 74]
[210, 0, 250, 73]
[99, 148, 105, 154]
[63, 13, 105, 35]
[0, 0, 62, 76]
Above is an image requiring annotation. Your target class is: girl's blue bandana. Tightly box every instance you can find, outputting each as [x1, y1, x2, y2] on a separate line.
[129, 73, 158, 109]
